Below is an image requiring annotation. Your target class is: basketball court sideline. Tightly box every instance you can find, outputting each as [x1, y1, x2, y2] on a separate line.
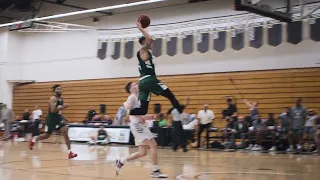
[0, 142, 319, 180]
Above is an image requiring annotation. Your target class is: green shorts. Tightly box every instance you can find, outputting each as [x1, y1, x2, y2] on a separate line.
[45, 113, 66, 134]
[138, 76, 168, 101]
[98, 135, 107, 141]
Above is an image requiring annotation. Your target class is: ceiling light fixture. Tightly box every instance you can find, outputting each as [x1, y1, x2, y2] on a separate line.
[0, 0, 166, 28]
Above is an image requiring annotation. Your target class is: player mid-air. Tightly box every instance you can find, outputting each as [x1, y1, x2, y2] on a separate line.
[115, 82, 168, 178]
[29, 84, 77, 159]
[116, 15, 185, 121]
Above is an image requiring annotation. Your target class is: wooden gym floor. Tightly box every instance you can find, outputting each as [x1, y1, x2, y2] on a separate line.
[0, 141, 319, 180]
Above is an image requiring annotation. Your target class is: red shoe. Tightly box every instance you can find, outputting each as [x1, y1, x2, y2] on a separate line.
[68, 151, 77, 159]
[29, 140, 35, 150]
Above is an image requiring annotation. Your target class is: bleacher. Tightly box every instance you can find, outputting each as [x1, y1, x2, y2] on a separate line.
[12, 67, 320, 145]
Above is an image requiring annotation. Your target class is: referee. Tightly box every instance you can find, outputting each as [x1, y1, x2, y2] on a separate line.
[167, 97, 190, 152]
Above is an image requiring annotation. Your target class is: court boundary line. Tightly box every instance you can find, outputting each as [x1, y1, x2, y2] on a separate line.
[176, 171, 297, 180]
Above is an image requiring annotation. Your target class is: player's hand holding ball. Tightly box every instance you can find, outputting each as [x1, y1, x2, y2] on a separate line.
[136, 15, 150, 29]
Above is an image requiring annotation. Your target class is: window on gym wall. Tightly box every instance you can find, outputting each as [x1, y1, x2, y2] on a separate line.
[111, 42, 121, 60]
[268, 24, 282, 47]
[166, 37, 177, 57]
[183, 35, 194, 55]
[249, 26, 263, 49]
[287, 21, 303, 44]
[97, 42, 107, 60]
[310, 18, 320, 42]
[197, 33, 209, 53]
[232, 29, 244, 51]
[152, 38, 163, 57]
[124, 41, 134, 59]
[214, 31, 226, 52]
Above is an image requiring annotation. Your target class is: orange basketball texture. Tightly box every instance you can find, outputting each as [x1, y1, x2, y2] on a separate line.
[139, 15, 150, 28]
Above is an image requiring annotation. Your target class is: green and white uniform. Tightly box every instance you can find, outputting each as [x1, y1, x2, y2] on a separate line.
[45, 96, 66, 134]
[137, 50, 168, 101]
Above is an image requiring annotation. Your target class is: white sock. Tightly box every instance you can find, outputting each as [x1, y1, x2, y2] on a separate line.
[152, 165, 159, 172]
[120, 158, 127, 164]
[32, 138, 36, 143]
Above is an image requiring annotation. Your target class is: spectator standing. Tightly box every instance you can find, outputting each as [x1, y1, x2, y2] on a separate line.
[289, 98, 307, 152]
[196, 104, 215, 148]
[30, 106, 43, 137]
[167, 97, 190, 152]
[304, 109, 317, 141]
[243, 99, 259, 123]
[0, 104, 14, 140]
[278, 107, 294, 152]
[87, 106, 97, 121]
[223, 96, 237, 119]
[32, 106, 42, 121]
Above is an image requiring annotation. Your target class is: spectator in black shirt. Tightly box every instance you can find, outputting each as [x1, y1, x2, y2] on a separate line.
[222, 96, 237, 119]
[22, 109, 31, 120]
[87, 106, 97, 121]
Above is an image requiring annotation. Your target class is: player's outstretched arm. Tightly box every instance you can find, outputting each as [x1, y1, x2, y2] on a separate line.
[136, 19, 153, 48]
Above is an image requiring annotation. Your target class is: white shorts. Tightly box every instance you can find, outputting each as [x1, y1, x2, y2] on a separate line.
[129, 116, 155, 146]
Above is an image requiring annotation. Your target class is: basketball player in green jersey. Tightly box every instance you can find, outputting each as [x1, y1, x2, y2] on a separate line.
[119, 18, 185, 118]
[29, 84, 77, 159]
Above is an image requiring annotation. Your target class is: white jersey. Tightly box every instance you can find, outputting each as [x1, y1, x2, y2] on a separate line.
[124, 93, 155, 146]
[124, 94, 141, 123]
[124, 94, 140, 110]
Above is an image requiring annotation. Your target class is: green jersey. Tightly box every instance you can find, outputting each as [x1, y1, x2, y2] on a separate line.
[48, 96, 64, 114]
[45, 96, 65, 134]
[137, 50, 156, 77]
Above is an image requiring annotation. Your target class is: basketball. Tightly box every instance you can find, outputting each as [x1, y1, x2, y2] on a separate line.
[139, 15, 150, 28]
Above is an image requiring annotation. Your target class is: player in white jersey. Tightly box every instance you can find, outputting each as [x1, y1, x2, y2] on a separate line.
[115, 82, 168, 178]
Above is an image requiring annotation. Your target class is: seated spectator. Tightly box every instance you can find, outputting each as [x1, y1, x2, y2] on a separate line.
[103, 115, 113, 125]
[304, 109, 317, 142]
[89, 126, 110, 145]
[15, 116, 22, 121]
[181, 114, 198, 146]
[266, 113, 277, 151]
[314, 111, 320, 153]
[246, 115, 266, 151]
[223, 115, 248, 150]
[156, 113, 167, 127]
[92, 115, 102, 121]
[182, 114, 198, 130]
[278, 107, 294, 152]
[222, 113, 238, 143]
